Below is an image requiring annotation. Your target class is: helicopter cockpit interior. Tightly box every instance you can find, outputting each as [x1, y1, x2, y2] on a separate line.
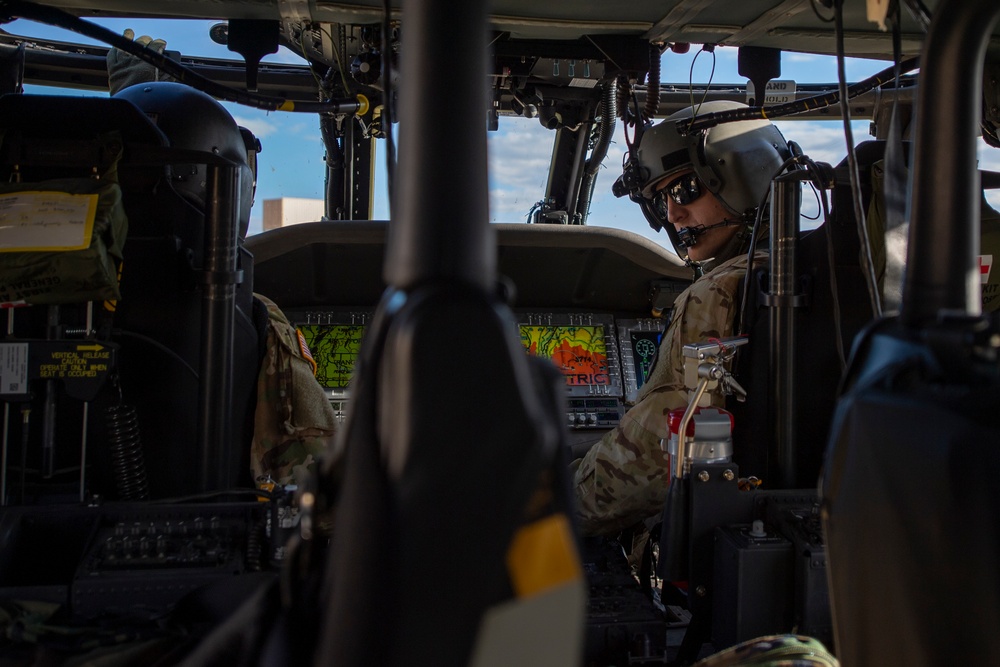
[0, 0, 999, 664]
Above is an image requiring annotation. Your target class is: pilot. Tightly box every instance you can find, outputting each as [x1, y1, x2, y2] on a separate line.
[572, 101, 790, 535]
[108, 38, 338, 488]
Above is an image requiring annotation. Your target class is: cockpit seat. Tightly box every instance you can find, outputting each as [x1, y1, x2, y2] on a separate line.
[0, 93, 261, 500]
[729, 140, 900, 488]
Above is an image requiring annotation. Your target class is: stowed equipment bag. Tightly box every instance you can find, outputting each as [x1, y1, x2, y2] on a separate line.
[0, 126, 127, 306]
[0, 176, 127, 305]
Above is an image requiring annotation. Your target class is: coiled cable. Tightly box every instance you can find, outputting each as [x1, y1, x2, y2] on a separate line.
[104, 377, 150, 501]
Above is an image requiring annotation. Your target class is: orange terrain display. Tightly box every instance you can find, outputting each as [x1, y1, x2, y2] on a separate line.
[519, 325, 610, 386]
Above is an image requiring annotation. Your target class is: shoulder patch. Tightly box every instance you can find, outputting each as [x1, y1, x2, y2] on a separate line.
[296, 328, 318, 375]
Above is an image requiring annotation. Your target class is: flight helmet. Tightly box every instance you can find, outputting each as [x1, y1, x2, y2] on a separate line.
[114, 81, 257, 237]
[624, 101, 790, 241]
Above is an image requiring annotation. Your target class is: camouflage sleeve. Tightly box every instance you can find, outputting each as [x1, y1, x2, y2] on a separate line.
[693, 634, 838, 667]
[251, 295, 341, 486]
[571, 255, 754, 536]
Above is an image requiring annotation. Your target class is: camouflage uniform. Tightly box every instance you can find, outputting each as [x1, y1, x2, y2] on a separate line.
[571, 252, 763, 536]
[693, 634, 838, 667]
[251, 295, 340, 486]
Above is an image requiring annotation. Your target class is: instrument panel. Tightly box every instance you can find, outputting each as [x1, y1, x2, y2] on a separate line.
[285, 308, 666, 431]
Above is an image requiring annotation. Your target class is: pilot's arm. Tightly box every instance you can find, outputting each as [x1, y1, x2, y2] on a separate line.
[251, 294, 340, 486]
[571, 253, 753, 536]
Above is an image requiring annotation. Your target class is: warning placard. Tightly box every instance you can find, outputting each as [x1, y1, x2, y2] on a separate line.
[37, 344, 111, 381]
[746, 80, 797, 105]
[0, 340, 117, 402]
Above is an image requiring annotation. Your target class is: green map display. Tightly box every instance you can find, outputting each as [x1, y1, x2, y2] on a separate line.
[298, 324, 366, 390]
[519, 324, 610, 386]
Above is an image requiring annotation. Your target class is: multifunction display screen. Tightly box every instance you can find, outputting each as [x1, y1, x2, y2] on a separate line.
[627, 329, 662, 391]
[297, 324, 366, 391]
[519, 324, 611, 387]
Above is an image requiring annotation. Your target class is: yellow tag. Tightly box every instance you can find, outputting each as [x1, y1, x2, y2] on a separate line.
[506, 513, 582, 599]
[256, 476, 277, 502]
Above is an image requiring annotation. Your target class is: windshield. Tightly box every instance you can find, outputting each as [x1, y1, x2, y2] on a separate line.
[9, 15, 1000, 250]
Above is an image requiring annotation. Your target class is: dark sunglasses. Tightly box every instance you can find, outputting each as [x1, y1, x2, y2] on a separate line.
[650, 172, 705, 218]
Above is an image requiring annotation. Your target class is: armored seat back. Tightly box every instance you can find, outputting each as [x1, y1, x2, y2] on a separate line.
[0, 93, 260, 500]
[729, 141, 896, 488]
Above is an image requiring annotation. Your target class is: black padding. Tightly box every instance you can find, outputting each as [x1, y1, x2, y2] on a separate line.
[822, 317, 1000, 665]
[313, 281, 567, 666]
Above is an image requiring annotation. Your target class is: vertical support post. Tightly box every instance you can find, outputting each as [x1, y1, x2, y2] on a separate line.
[384, 0, 492, 291]
[197, 163, 240, 492]
[345, 117, 375, 220]
[902, 0, 1000, 324]
[79, 301, 93, 502]
[545, 124, 590, 224]
[321, 113, 345, 220]
[1, 307, 12, 505]
[41, 305, 58, 479]
[768, 173, 801, 488]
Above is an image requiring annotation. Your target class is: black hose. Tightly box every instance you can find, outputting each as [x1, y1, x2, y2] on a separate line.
[682, 56, 920, 134]
[643, 42, 660, 121]
[577, 82, 617, 225]
[0, 0, 367, 114]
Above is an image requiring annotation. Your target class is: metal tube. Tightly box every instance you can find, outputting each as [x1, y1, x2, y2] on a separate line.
[561, 125, 590, 224]
[902, 0, 1000, 325]
[383, 0, 491, 291]
[79, 403, 88, 502]
[674, 377, 711, 479]
[41, 305, 59, 479]
[321, 112, 345, 220]
[1, 307, 12, 505]
[79, 301, 93, 502]
[769, 173, 801, 488]
[197, 163, 239, 492]
[1, 403, 7, 506]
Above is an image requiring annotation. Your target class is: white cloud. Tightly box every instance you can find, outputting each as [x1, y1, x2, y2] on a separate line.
[233, 114, 278, 138]
[775, 119, 873, 166]
[487, 118, 553, 220]
[485, 118, 649, 223]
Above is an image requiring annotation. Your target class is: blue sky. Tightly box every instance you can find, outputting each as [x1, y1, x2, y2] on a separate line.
[11, 16, 1000, 251]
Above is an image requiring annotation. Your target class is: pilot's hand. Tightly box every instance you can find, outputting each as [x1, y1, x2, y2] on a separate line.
[106, 29, 175, 96]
